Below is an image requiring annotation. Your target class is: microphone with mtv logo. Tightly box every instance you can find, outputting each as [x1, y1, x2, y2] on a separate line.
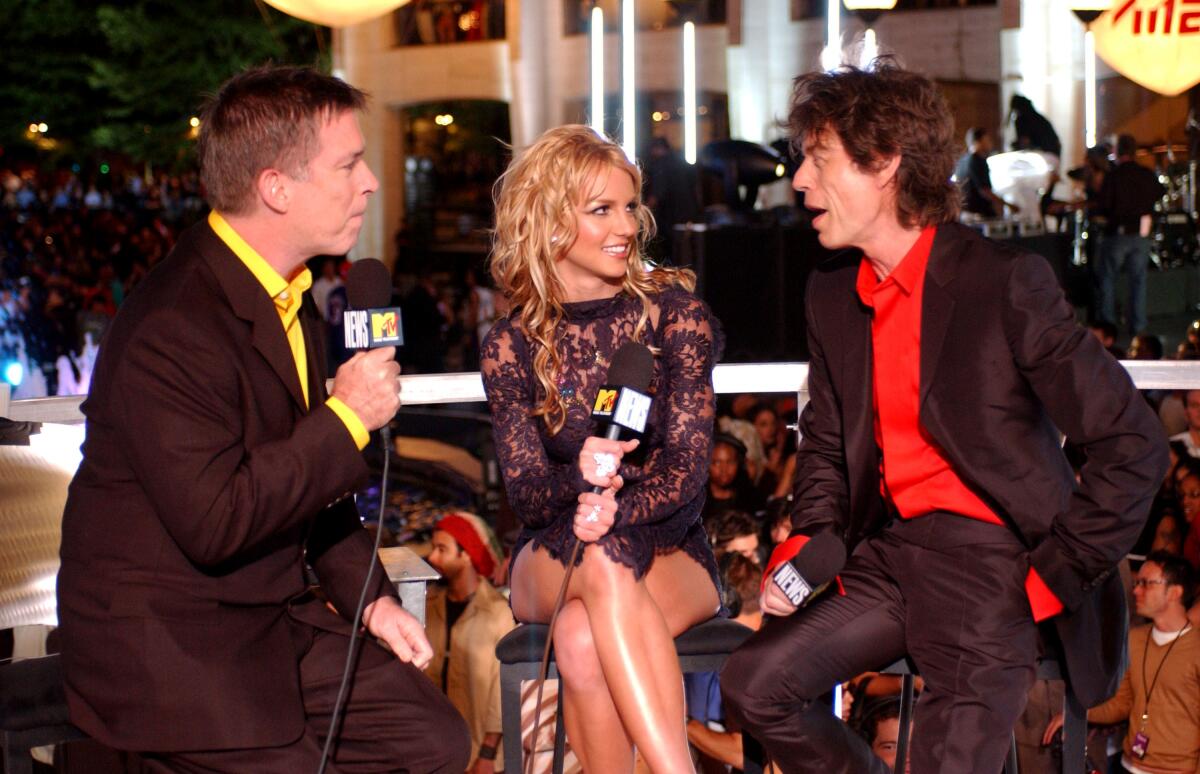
[343, 258, 404, 350]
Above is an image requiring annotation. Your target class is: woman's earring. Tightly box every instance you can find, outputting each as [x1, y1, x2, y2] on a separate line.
[550, 234, 560, 244]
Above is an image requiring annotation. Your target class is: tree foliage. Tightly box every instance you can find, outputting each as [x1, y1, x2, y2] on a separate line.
[0, 0, 329, 167]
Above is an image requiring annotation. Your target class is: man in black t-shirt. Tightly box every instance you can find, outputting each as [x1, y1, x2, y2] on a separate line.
[954, 127, 1018, 218]
[1095, 134, 1165, 336]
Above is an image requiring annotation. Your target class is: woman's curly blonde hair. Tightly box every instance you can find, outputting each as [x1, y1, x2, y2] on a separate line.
[490, 125, 695, 435]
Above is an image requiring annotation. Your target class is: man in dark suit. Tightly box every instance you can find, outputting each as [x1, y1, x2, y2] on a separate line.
[57, 66, 469, 772]
[721, 60, 1168, 773]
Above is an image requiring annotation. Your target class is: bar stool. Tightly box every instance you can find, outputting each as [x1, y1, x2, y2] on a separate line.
[0, 654, 87, 774]
[881, 656, 1087, 774]
[496, 617, 759, 773]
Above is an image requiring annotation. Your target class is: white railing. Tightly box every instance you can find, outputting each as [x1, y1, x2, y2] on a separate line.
[5, 359, 1200, 423]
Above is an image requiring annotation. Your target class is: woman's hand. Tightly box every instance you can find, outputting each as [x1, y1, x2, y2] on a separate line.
[574, 486, 621, 542]
[578, 436, 639, 489]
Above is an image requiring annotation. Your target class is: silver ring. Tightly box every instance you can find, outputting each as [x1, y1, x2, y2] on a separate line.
[585, 504, 601, 523]
[592, 452, 616, 478]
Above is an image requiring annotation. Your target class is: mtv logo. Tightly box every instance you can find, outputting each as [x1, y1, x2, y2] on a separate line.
[367, 308, 404, 346]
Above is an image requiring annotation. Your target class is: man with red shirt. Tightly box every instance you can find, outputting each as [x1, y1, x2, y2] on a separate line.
[721, 60, 1168, 773]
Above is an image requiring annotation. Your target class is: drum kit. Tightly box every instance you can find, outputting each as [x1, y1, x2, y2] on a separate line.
[1152, 143, 1198, 267]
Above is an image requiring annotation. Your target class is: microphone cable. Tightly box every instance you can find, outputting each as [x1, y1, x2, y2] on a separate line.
[316, 422, 393, 774]
[524, 536, 583, 774]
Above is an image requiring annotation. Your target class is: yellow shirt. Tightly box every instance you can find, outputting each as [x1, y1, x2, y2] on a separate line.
[208, 211, 368, 450]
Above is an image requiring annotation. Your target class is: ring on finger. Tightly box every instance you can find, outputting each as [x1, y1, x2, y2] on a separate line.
[585, 503, 601, 523]
[592, 452, 616, 478]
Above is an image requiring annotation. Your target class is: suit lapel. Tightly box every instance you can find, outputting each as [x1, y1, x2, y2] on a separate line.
[196, 224, 308, 412]
[919, 226, 966, 408]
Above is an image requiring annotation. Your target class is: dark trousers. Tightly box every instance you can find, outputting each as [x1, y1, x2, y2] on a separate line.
[139, 599, 470, 774]
[722, 513, 1039, 774]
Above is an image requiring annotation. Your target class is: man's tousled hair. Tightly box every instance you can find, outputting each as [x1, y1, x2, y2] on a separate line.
[786, 56, 960, 228]
[198, 65, 367, 215]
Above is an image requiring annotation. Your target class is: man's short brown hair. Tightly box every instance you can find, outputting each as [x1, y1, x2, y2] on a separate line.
[787, 57, 960, 228]
[198, 65, 367, 215]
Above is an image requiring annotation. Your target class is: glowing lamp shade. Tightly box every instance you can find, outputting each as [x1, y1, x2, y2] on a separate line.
[1092, 3, 1200, 96]
[262, 0, 410, 27]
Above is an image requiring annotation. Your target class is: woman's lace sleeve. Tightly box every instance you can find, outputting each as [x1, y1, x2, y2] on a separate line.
[615, 293, 720, 526]
[481, 321, 587, 530]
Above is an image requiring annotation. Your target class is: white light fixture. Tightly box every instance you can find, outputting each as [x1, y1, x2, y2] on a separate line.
[622, 0, 636, 159]
[683, 20, 697, 164]
[1070, 1, 1112, 148]
[821, 0, 841, 70]
[591, 6, 605, 135]
[262, 0, 410, 27]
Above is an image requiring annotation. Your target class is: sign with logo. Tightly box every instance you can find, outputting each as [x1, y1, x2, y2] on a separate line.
[344, 307, 405, 349]
[1093, 0, 1200, 96]
[593, 389, 619, 416]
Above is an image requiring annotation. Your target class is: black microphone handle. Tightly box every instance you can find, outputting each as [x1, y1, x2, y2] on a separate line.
[590, 422, 624, 496]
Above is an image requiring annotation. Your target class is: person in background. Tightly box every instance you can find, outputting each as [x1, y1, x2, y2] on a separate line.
[954, 127, 1018, 219]
[424, 512, 517, 772]
[1095, 134, 1165, 338]
[1043, 552, 1199, 773]
[685, 552, 766, 773]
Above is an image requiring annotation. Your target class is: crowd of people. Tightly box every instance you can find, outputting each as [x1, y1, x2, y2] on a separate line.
[0, 166, 203, 397]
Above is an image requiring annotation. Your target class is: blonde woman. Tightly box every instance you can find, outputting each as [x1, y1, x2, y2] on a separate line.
[481, 125, 722, 773]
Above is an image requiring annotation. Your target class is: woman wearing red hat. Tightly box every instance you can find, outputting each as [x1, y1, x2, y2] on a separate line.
[481, 125, 722, 773]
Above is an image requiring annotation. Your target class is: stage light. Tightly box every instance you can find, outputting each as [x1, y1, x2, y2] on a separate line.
[189, 116, 200, 128]
[28, 123, 38, 134]
[591, 5, 604, 134]
[100, 164, 110, 174]
[683, 20, 697, 165]
[3, 360, 22, 387]
[37, 123, 48, 133]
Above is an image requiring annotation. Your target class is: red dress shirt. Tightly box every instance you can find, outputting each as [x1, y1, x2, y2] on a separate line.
[856, 225, 1063, 622]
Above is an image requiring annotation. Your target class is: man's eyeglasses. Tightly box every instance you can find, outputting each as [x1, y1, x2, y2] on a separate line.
[1133, 578, 1168, 588]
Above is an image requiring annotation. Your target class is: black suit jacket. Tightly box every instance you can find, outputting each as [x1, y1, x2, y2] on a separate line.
[792, 222, 1168, 706]
[57, 222, 396, 751]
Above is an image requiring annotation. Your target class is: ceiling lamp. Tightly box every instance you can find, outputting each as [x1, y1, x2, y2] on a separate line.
[262, 0, 410, 28]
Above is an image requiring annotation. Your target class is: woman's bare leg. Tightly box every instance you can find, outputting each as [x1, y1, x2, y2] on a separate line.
[553, 599, 635, 770]
[510, 542, 719, 773]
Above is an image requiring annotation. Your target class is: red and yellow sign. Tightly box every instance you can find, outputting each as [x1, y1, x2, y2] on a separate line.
[1093, 0, 1200, 96]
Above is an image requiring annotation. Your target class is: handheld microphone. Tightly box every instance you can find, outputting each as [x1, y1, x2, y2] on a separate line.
[343, 258, 404, 349]
[765, 531, 846, 608]
[588, 342, 654, 493]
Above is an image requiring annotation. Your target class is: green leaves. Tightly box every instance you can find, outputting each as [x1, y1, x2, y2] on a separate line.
[0, 0, 329, 167]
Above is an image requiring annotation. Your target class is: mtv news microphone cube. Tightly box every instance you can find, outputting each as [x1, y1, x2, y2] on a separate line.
[344, 307, 404, 349]
[591, 386, 652, 434]
[772, 562, 813, 607]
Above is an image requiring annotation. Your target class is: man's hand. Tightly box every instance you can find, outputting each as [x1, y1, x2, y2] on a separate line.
[760, 577, 799, 618]
[362, 595, 433, 670]
[469, 759, 495, 774]
[331, 347, 401, 431]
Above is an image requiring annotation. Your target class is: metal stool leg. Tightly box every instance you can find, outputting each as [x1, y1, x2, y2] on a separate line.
[1061, 688, 1087, 774]
[894, 672, 915, 774]
[500, 664, 524, 774]
[552, 685, 565, 774]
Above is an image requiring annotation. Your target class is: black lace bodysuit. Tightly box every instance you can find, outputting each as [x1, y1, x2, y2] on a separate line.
[480, 286, 722, 596]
